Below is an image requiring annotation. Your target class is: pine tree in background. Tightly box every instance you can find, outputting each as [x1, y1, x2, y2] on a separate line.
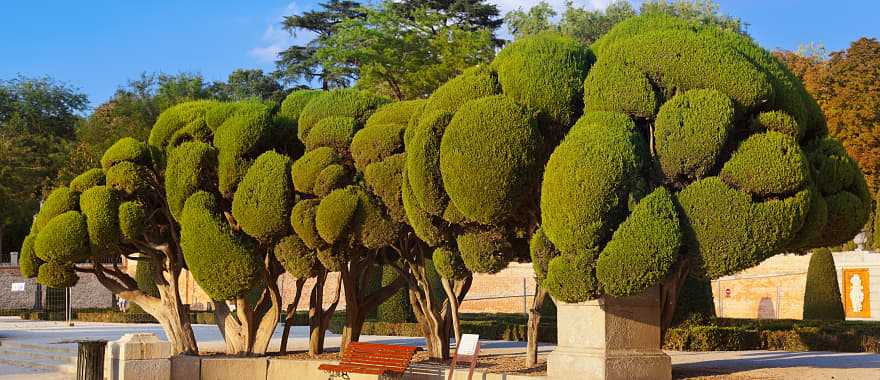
[803, 248, 845, 320]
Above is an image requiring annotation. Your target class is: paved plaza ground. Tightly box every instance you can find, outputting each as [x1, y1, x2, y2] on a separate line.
[1, 317, 878, 379]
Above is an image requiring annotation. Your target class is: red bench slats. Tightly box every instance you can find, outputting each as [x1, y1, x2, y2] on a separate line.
[319, 342, 418, 377]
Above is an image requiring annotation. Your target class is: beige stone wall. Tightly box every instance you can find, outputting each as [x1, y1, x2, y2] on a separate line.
[711, 254, 810, 320]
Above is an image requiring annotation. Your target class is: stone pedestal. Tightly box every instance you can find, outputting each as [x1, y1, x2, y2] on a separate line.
[547, 287, 671, 380]
[106, 333, 171, 380]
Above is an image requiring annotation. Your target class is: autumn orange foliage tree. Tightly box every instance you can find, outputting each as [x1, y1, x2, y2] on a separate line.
[776, 38, 880, 194]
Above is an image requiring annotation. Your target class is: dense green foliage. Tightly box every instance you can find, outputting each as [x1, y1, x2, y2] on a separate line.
[377, 265, 415, 323]
[231, 151, 294, 241]
[803, 248, 845, 320]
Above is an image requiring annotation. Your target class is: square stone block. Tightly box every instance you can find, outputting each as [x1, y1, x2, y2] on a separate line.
[108, 333, 171, 361]
[201, 357, 268, 380]
[107, 358, 171, 380]
[171, 354, 201, 380]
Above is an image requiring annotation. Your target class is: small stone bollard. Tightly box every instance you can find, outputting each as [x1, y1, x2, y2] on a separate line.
[106, 333, 171, 380]
[76, 340, 107, 380]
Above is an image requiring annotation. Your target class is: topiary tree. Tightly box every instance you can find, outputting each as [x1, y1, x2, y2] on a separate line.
[803, 248, 845, 320]
[402, 31, 593, 364]
[290, 88, 422, 354]
[535, 14, 869, 337]
[20, 136, 199, 354]
[162, 98, 309, 355]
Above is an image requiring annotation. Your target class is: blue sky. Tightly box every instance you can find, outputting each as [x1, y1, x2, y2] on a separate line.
[1, 1, 875, 110]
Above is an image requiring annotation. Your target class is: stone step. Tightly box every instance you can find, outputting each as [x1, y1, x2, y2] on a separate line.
[0, 352, 76, 374]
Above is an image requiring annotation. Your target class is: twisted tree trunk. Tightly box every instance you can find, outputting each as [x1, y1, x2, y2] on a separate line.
[309, 271, 342, 356]
[526, 284, 547, 368]
[339, 255, 405, 353]
[280, 278, 307, 353]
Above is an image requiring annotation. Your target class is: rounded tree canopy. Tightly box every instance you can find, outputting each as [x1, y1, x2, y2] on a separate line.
[534, 14, 869, 302]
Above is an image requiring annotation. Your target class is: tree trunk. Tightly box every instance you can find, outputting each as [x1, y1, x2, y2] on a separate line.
[76, 341, 106, 380]
[280, 278, 306, 353]
[340, 304, 366, 354]
[252, 275, 283, 355]
[526, 284, 547, 368]
[155, 281, 198, 355]
[309, 272, 341, 356]
[659, 260, 691, 339]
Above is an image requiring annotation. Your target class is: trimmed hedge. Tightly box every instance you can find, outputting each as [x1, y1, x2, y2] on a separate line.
[34, 211, 90, 263]
[803, 248, 845, 320]
[231, 151, 294, 241]
[664, 319, 880, 353]
[720, 131, 809, 197]
[70, 168, 105, 193]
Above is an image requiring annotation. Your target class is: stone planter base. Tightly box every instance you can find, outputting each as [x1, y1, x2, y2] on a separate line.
[547, 287, 671, 380]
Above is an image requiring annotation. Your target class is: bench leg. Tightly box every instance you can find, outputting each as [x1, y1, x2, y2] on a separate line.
[328, 372, 350, 380]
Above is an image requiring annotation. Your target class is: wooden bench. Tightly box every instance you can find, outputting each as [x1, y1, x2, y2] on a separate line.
[319, 342, 418, 379]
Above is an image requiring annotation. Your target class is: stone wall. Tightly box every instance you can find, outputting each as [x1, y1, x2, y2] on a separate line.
[710, 251, 880, 321]
[0, 265, 115, 311]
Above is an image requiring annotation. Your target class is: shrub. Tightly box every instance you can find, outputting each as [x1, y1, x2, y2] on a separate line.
[313, 164, 349, 197]
[291, 147, 341, 195]
[720, 131, 809, 197]
[406, 110, 453, 215]
[291, 199, 323, 250]
[231, 151, 294, 241]
[70, 169, 105, 193]
[118, 201, 146, 241]
[148, 100, 217, 151]
[529, 229, 558, 282]
[212, 102, 275, 195]
[421, 65, 500, 118]
[753, 111, 799, 138]
[304, 116, 358, 151]
[366, 99, 426, 129]
[180, 191, 260, 300]
[34, 211, 90, 263]
[105, 161, 149, 196]
[433, 245, 468, 280]
[803, 248, 845, 320]
[543, 250, 600, 303]
[351, 123, 406, 171]
[440, 96, 542, 224]
[363, 154, 406, 222]
[583, 59, 658, 118]
[492, 32, 594, 129]
[165, 141, 217, 220]
[297, 89, 388, 143]
[377, 265, 415, 323]
[37, 261, 78, 288]
[351, 188, 400, 250]
[401, 170, 447, 247]
[315, 187, 360, 244]
[32, 187, 78, 234]
[597, 187, 681, 296]
[654, 89, 734, 184]
[275, 235, 321, 279]
[456, 229, 512, 274]
[278, 90, 322, 128]
[18, 234, 40, 278]
[101, 137, 151, 170]
[541, 112, 646, 254]
[677, 177, 810, 278]
[79, 186, 121, 252]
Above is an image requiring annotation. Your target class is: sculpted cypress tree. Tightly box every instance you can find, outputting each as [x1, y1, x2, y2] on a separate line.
[537, 14, 869, 332]
[160, 99, 304, 355]
[290, 88, 416, 353]
[803, 248, 845, 320]
[403, 32, 592, 364]
[403, 14, 869, 365]
[20, 135, 199, 354]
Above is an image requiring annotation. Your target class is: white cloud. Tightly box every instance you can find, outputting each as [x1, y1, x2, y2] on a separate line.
[248, 2, 313, 64]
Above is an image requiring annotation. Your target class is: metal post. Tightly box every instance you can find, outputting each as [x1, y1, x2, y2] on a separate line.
[66, 288, 72, 325]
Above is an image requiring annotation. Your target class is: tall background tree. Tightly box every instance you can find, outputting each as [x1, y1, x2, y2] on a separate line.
[278, 0, 502, 99]
[0, 76, 87, 258]
[505, 0, 745, 43]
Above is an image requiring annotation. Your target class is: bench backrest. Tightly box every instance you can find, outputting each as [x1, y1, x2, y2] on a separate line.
[339, 342, 418, 374]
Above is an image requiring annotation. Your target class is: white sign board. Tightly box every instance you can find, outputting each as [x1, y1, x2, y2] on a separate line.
[456, 334, 479, 356]
[10, 283, 25, 292]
